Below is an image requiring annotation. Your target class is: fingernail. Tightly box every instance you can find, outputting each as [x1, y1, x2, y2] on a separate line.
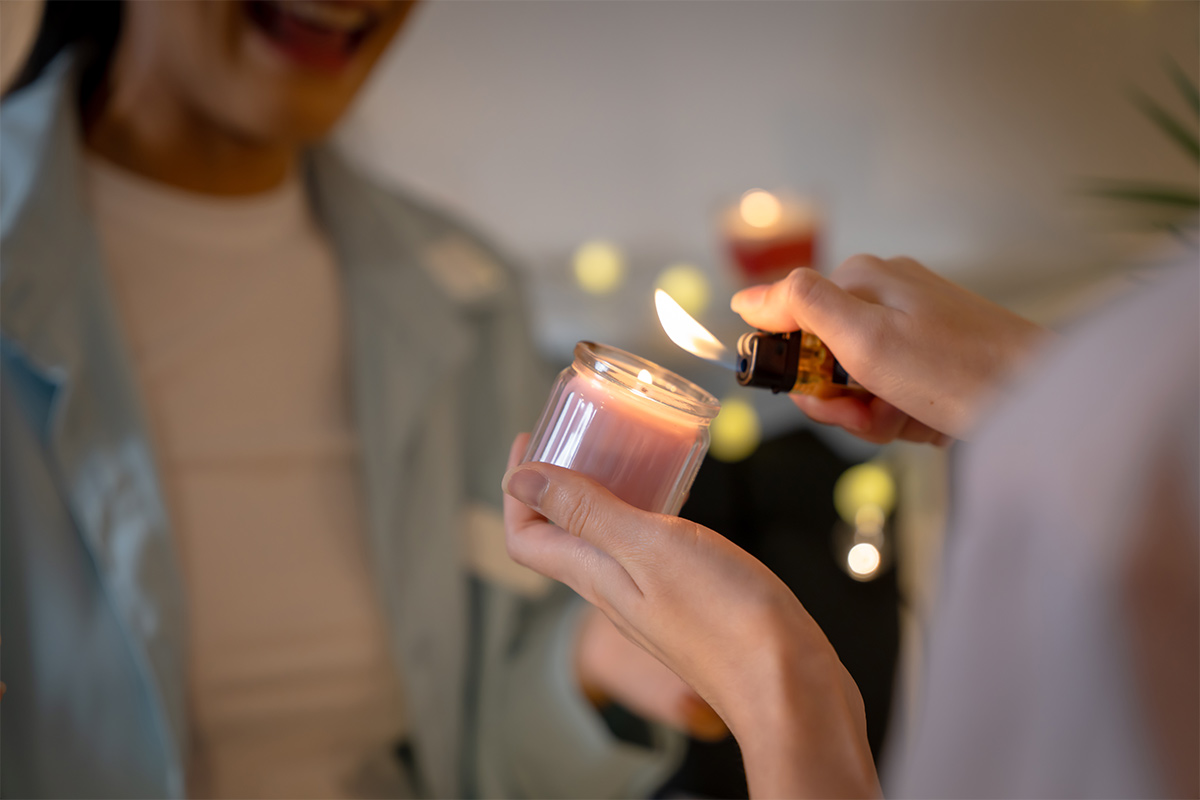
[730, 285, 767, 313]
[503, 467, 549, 510]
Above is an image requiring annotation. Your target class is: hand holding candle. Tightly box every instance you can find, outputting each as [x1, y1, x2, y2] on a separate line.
[501, 453, 881, 800]
[514, 350, 730, 741]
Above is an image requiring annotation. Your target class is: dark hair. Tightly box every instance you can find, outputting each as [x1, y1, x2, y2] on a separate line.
[4, 0, 123, 100]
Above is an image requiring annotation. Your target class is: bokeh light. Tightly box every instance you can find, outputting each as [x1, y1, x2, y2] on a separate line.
[709, 397, 762, 463]
[573, 240, 625, 295]
[847, 542, 882, 579]
[834, 462, 896, 525]
[855, 504, 886, 535]
[655, 263, 711, 316]
[739, 189, 783, 229]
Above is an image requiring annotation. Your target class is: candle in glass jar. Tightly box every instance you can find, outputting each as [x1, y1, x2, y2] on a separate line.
[523, 342, 720, 515]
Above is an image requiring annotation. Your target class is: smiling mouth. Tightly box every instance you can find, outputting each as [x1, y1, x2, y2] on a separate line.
[244, 0, 384, 73]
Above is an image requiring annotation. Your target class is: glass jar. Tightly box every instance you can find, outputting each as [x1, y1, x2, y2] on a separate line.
[522, 341, 721, 515]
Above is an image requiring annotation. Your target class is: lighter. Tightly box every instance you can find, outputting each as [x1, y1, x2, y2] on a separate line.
[735, 330, 860, 396]
[655, 289, 865, 398]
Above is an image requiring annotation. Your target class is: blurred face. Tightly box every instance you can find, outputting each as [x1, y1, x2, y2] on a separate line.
[118, 0, 415, 145]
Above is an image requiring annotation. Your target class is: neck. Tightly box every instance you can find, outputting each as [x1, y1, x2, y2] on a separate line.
[83, 50, 296, 196]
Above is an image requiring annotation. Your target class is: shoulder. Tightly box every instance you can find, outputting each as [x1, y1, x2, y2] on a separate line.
[310, 149, 526, 310]
[897, 266, 1199, 797]
[383, 181, 524, 309]
[965, 265, 1198, 530]
[976, 265, 1197, 460]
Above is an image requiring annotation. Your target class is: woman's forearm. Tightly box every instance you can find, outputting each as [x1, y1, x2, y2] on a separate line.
[726, 634, 882, 799]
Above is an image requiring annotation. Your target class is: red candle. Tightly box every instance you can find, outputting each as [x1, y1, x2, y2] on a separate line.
[723, 189, 819, 284]
[523, 342, 720, 515]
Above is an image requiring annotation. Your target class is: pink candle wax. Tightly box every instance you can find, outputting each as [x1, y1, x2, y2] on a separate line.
[523, 342, 720, 515]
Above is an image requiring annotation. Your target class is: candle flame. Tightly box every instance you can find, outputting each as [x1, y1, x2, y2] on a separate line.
[655, 289, 731, 365]
[637, 369, 653, 385]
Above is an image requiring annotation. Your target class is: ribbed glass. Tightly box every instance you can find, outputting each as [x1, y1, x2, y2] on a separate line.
[523, 342, 720, 515]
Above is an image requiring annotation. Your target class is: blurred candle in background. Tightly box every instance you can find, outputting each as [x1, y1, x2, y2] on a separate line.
[723, 188, 820, 285]
[522, 342, 720, 515]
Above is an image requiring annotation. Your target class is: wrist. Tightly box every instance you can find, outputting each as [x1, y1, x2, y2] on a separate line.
[721, 625, 880, 798]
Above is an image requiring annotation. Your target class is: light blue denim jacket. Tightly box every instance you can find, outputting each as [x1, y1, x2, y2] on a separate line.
[0, 55, 683, 799]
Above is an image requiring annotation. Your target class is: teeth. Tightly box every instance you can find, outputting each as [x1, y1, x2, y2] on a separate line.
[280, 1, 372, 33]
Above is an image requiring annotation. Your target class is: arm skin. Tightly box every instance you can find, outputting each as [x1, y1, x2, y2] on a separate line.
[503, 436, 880, 799]
[731, 256, 1050, 444]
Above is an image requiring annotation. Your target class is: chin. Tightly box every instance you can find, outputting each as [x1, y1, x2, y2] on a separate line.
[224, 0, 409, 144]
[257, 92, 355, 146]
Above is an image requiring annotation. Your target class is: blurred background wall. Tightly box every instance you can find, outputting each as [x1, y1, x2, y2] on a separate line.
[341, 0, 1196, 359]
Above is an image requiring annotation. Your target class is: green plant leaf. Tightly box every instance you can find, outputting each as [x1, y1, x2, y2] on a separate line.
[1087, 181, 1200, 208]
[1165, 58, 1200, 119]
[1131, 88, 1200, 163]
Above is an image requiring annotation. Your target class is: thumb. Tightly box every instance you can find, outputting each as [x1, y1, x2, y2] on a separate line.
[502, 462, 666, 567]
[732, 267, 873, 345]
[501, 462, 653, 608]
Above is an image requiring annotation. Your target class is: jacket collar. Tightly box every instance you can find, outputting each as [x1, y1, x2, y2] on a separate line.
[1, 54, 96, 376]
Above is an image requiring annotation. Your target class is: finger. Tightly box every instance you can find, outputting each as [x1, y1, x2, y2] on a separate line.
[506, 432, 531, 472]
[731, 267, 877, 344]
[864, 397, 955, 445]
[798, 395, 898, 443]
[896, 415, 953, 446]
[503, 501, 637, 609]
[863, 396, 910, 442]
[502, 434, 536, 533]
[503, 462, 662, 568]
[849, 397, 937, 445]
[503, 454, 591, 586]
[502, 435, 547, 534]
[795, 393, 948, 445]
[792, 393, 873, 433]
[502, 468, 580, 581]
[503, 470, 547, 531]
[502, 466, 644, 607]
